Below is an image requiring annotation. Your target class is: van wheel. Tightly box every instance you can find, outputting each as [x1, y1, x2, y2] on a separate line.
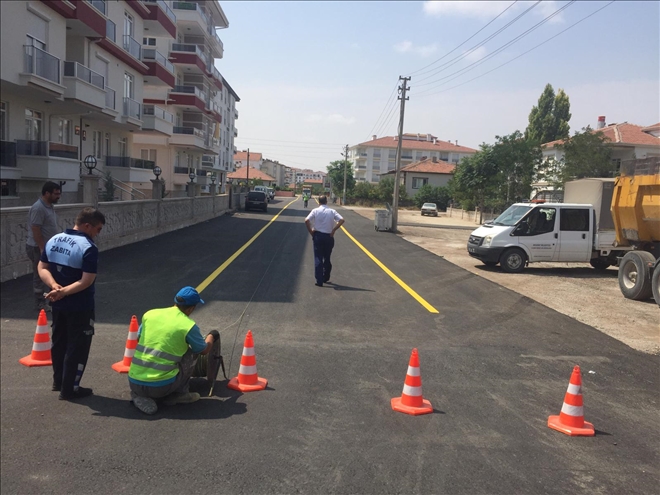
[500, 248, 526, 273]
[618, 251, 655, 300]
[590, 259, 611, 270]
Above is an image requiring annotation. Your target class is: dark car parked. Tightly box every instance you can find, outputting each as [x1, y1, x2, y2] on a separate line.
[245, 191, 268, 212]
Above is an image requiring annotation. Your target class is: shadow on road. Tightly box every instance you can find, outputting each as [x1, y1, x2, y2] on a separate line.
[325, 282, 375, 292]
[474, 265, 619, 279]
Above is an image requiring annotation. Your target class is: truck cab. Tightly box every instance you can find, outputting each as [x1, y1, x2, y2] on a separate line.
[467, 202, 609, 272]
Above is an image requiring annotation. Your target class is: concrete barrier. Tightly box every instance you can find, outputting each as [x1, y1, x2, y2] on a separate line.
[1, 194, 230, 283]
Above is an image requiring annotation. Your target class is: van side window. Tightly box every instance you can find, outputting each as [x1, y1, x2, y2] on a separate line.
[560, 209, 589, 231]
[519, 208, 556, 236]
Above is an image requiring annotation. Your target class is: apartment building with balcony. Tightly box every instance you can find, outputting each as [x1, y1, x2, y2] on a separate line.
[131, 0, 239, 197]
[260, 159, 287, 187]
[233, 150, 262, 170]
[0, 0, 239, 204]
[295, 169, 326, 184]
[350, 133, 477, 184]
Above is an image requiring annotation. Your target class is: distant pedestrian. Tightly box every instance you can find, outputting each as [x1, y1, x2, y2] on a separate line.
[38, 207, 105, 401]
[305, 195, 344, 287]
[303, 193, 309, 208]
[26, 181, 61, 312]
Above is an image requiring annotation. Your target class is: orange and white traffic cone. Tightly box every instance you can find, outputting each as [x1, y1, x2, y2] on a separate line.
[111, 315, 139, 373]
[19, 309, 52, 367]
[548, 365, 595, 436]
[227, 330, 267, 392]
[391, 348, 433, 416]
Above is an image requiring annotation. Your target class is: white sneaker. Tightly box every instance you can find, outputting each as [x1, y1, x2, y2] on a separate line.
[131, 392, 158, 415]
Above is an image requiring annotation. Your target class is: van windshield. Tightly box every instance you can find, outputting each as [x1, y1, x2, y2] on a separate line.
[491, 205, 532, 226]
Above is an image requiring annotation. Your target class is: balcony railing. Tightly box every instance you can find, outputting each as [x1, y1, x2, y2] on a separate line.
[106, 156, 155, 169]
[196, 169, 208, 176]
[106, 19, 116, 43]
[144, 0, 176, 23]
[202, 155, 215, 165]
[86, 0, 106, 15]
[174, 166, 190, 174]
[141, 48, 174, 73]
[63, 61, 105, 89]
[171, 85, 205, 100]
[211, 30, 223, 51]
[23, 46, 60, 84]
[173, 126, 205, 138]
[170, 42, 206, 59]
[0, 141, 17, 167]
[173, 2, 211, 29]
[212, 66, 221, 81]
[105, 86, 116, 110]
[143, 104, 174, 123]
[123, 35, 142, 59]
[16, 141, 78, 160]
[123, 96, 141, 119]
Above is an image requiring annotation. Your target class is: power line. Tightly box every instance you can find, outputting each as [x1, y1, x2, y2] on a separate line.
[364, 79, 401, 141]
[415, 0, 575, 93]
[236, 141, 342, 151]
[416, 1, 616, 99]
[407, 0, 520, 77]
[374, 98, 400, 138]
[415, 0, 547, 86]
[236, 136, 345, 145]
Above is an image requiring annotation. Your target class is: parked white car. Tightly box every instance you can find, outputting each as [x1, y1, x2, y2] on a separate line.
[421, 203, 438, 216]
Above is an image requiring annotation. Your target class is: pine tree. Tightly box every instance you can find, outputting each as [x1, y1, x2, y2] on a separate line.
[525, 84, 572, 144]
[103, 170, 115, 201]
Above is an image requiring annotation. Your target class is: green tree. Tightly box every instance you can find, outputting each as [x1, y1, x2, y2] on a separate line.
[413, 184, 451, 209]
[525, 84, 572, 144]
[351, 181, 377, 203]
[103, 170, 115, 201]
[547, 126, 614, 187]
[491, 130, 542, 206]
[327, 160, 355, 198]
[452, 144, 499, 221]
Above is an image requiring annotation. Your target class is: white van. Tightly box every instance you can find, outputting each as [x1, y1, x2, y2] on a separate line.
[466, 179, 632, 273]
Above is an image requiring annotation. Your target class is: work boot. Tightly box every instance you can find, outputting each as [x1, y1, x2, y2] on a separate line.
[59, 387, 93, 401]
[131, 392, 158, 415]
[163, 392, 200, 406]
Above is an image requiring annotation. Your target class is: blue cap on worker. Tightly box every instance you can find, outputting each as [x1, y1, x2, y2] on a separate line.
[174, 286, 205, 306]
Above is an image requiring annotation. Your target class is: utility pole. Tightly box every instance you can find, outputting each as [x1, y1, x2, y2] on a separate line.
[342, 144, 349, 205]
[246, 148, 250, 190]
[391, 76, 410, 233]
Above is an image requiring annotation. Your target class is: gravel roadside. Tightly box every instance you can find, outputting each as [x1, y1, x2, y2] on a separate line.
[346, 206, 659, 355]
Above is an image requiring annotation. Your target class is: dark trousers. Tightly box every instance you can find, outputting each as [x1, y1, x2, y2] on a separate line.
[129, 348, 198, 399]
[51, 309, 95, 395]
[26, 245, 46, 303]
[313, 232, 334, 284]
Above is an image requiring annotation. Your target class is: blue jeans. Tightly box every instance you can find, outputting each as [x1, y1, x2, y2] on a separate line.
[313, 232, 334, 284]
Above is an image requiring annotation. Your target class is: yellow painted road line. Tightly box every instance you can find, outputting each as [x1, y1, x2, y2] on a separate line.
[196, 198, 298, 293]
[341, 226, 439, 314]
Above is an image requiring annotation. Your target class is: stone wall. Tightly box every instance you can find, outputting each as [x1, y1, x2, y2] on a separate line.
[1, 194, 230, 282]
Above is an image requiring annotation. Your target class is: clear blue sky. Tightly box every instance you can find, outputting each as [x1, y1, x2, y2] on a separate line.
[217, 1, 660, 172]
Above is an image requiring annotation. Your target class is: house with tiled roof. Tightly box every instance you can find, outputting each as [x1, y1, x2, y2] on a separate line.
[350, 133, 476, 183]
[233, 151, 264, 170]
[383, 157, 455, 197]
[227, 166, 275, 185]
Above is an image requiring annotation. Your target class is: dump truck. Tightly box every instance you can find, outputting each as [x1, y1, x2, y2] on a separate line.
[611, 157, 660, 305]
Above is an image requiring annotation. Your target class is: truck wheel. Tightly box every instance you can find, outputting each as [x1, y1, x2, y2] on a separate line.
[618, 251, 655, 300]
[590, 259, 611, 270]
[500, 248, 526, 273]
[652, 263, 660, 307]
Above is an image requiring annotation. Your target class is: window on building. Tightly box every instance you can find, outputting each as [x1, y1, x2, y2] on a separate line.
[25, 109, 42, 141]
[124, 12, 134, 37]
[118, 137, 127, 157]
[57, 119, 72, 144]
[412, 177, 428, 189]
[141, 149, 156, 162]
[1, 179, 18, 197]
[389, 149, 396, 158]
[105, 132, 111, 156]
[124, 72, 134, 99]
[0, 101, 7, 141]
[143, 37, 156, 46]
[440, 153, 449, 161]
[174, 152, 180, 167]
[92, 131, 102, 158]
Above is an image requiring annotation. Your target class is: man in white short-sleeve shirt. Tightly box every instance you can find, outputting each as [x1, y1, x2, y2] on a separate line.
[305, 196, 344, 287]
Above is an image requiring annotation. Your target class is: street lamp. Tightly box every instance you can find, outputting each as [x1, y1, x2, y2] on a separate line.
[153, 166, 162, 179]
[83, 155, 97, 175]
[189, 172, 196, 183]
[210, 172, 216, 184]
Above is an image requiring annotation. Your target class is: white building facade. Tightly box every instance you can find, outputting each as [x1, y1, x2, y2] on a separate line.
[350, 134, 476, 183]
[0, 0, 238, 205]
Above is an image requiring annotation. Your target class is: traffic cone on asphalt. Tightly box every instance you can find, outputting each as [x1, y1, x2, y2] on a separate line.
[111, 315, 139, 373]
[19, 309, 52, 367]
[227, 330, 267, 392]
[391, 348, 433, 416]
[548, 365, 595, 436]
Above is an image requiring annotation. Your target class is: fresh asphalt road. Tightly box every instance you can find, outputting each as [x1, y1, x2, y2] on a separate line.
[1, 197, 658, 495]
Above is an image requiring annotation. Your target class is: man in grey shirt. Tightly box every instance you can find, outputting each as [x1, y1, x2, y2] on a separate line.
[27, 181, 61, 311]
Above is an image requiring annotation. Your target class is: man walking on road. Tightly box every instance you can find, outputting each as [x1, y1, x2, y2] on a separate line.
[38, 207, 105, 401]
[128, 286, 218, 415]
[27, 181, 61, 312]
[305, 195, 344, 287]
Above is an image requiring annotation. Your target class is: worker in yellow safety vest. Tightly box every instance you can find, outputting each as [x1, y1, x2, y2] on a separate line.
[128, 286, 218, 415]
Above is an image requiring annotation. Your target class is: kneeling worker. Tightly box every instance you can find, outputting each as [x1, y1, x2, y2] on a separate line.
[128, 286, 218, 415]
